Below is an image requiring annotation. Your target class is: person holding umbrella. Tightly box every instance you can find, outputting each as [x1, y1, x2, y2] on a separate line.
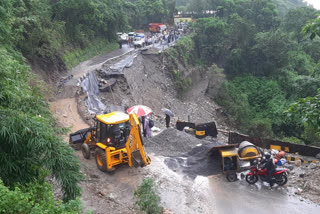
[165, 114, 170, 128]
[127, 105, 153, 136]
[141, 115, 146, 137]
[144, 116, 152, 138]
[162, 108, 174, 128]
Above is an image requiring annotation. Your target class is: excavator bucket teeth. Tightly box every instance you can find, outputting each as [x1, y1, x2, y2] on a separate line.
[131, 150, 145, 167]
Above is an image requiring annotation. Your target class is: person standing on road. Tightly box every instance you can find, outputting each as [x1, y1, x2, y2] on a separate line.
[118, 40, 122, 49]
[165, 113, 170, 128]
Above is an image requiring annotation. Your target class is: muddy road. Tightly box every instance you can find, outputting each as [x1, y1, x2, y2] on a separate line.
[50, 44, 320, 214]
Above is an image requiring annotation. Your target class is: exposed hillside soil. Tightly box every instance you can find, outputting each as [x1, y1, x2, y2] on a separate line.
[50, 98, 89, 133]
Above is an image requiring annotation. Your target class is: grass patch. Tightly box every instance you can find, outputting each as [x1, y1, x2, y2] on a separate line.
[63, 39, 119, 69]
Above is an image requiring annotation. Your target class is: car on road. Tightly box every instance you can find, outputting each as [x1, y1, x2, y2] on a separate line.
[133, 34, 145, 48]
[117, 32, 128, 41]
[128, 32, 136, 40]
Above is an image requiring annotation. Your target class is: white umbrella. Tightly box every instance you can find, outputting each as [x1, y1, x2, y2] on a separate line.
[162, 108, 174, 117]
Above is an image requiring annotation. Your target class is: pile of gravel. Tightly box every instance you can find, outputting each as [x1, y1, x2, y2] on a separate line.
[145, 128, 226, 178]
[145, 128, 224, 157]
[145, 128, 205, 156]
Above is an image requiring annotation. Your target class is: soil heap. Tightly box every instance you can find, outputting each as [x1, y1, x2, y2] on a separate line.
[146, 128, 225, 178]
[145, 128, 214, 156]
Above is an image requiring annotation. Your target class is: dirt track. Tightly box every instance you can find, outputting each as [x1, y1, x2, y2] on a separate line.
[49, 44, 320, 214]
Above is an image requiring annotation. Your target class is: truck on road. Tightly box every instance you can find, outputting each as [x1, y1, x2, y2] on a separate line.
[149, 23, 167, 33]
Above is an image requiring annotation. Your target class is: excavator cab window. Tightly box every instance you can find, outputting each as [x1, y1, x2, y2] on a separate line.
[95, 121, 110, 144]
[94, 120, 131, 148]
[111, 121, 131, 148]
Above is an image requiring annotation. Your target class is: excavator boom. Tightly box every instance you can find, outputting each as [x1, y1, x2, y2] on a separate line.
[126, 113, 151, 167]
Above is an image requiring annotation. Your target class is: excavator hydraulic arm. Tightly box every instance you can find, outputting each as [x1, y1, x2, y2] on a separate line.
[126, 113, 151, 168]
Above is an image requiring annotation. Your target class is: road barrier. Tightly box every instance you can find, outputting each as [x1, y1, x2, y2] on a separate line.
[228, 132, 320, 157]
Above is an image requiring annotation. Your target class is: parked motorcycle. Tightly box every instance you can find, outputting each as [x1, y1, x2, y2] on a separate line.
[245, 164, 288, 186]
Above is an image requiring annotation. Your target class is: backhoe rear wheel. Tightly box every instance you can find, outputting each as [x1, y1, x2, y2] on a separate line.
[226, 172, 238, 182]
[95, 148, 108, 172]
[81, 143, 91, 159]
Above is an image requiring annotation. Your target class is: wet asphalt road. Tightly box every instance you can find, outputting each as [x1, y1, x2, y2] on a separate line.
[163, 144, 319, 214]
[196, 174, 320, 214]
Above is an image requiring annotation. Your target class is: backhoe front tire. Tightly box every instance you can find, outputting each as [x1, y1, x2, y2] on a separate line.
[81, 143, 91, 159]
[95, 148, 108, 172]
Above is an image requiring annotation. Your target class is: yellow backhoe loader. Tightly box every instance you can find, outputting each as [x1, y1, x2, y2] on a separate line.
[69, 111, 151, 172]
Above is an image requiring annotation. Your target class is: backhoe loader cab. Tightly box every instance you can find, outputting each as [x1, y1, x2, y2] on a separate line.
[94, 112, 131, 149]
[75, 111, 150, 172]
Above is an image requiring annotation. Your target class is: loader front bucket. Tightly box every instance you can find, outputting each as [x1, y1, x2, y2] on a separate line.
[69, 127, 92, 146]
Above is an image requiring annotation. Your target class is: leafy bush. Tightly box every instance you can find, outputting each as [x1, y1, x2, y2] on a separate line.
[134, 178, 162, 214]
[288, 88, 320, 145]
[0, 47, 82, 201]
[0, 179, 83, 214]
[172, 69, 192, 95]
[216, 75, 290, 137]
[171, 35, 195, 66]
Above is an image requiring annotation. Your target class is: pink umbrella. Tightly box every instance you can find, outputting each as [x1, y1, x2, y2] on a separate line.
[127, 105, 152, 117]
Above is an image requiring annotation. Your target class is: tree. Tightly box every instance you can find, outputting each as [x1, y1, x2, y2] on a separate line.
[193, 17, 231, 65]
[303, 17, 320, 40]
[248, 30, 294, 76]
[273, 0, 308, 17]
[288, 89, 320, 136]
[281, 7, 318, 43]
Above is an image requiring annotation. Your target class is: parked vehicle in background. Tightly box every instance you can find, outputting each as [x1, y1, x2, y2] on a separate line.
[149, 23, 167, 33]
[128, 32, 136, 40]
[117, 32, 128, 41]
[133, 33, 145, 48]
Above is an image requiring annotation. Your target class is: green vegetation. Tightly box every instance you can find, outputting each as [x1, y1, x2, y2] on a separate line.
[63, 40, 118, 69]
[126, 0, 176, 29]
[167, 35, 195, 66]
[134, 178, 162, 214]
[179, 0, 306, 18]
[303, 16, 320, 40]
[0, 179, 82, 214]
[166, 36, 195, 95]
[0, 47, 82, 201]
[173, 0, 320, 146]
[273, 0, 307, 17]
[172, 69, 192, 94]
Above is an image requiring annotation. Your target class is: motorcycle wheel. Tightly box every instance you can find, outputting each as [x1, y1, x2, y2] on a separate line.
[245, 174, 258, 184]
[275, 174, 288, 186]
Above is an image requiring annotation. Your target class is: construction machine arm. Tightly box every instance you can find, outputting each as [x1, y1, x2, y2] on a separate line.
[126, 113, 151, 167]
